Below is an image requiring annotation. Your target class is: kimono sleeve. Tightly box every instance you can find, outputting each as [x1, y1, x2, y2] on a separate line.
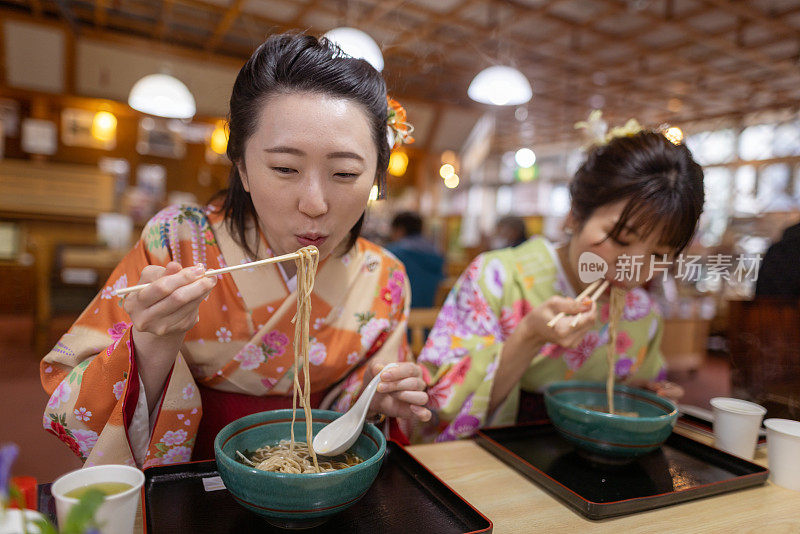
[40, 209, 203, 466]
[412, 254, 511, 442]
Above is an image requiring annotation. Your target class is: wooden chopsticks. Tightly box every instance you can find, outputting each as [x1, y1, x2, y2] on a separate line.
[569, 280, 609, 327]
[546, 279, 609, 328]
[112, 247, 319, 297]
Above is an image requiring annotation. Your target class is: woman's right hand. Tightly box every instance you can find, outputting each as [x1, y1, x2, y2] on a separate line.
[124, 262, 217, 410]
[518, 295, 597, 349]
[489, 295, 597, 413]
[124, 262, 217, 343]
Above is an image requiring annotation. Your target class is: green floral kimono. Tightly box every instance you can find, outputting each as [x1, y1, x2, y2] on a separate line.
[414, 237, 666, 443]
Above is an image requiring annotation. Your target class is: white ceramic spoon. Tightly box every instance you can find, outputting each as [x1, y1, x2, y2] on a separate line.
[313, 363, 398, 457]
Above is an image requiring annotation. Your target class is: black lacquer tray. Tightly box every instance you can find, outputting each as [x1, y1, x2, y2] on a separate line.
[475, 422, 768, 520]
[38, 442, 491, 533]
[50, 440, 490, 533]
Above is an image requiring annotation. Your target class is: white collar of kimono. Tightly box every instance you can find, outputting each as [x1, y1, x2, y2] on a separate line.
[542, 239, 577, 298]
[276, 261, 297, 293]
[210, 210, 362, 311]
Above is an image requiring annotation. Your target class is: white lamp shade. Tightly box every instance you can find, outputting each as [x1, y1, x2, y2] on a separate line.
[128, 74, 196, 119]
[468, 65, 532, 106]
[323, 27, 384, 72]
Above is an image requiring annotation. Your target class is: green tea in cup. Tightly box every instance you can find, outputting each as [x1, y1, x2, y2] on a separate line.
[63, 481, 133, 499]
[52, 464, 144, 534]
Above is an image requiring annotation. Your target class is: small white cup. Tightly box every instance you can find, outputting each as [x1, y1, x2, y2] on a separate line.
[710, 397, 767, 460]
[764, 418, 800, 491]
[51, 464, 144, 534]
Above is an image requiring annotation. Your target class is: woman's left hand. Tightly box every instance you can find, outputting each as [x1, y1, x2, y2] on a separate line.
[364, 362, 431, 422]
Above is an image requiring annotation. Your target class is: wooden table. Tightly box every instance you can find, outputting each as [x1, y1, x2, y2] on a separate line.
[131, 427, 800, 533]
[406, 428, 800, 533]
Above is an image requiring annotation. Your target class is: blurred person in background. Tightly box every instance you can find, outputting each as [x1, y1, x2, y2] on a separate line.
[755, 220, 800, 298]
[490, 215, 529, 249]
[386, 211, 444, 308]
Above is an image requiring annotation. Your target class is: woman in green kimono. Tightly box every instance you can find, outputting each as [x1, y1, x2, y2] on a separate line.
[413, 127, 705, 442]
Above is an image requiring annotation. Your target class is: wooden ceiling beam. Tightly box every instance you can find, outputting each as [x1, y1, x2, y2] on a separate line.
[170, 1, 800, 141]
[382, 0, 717, 115]
[473, 0, 789, 112]
[512, 4, 798, 122]
[206, 0, 246, 52]
[61, 2, 211, 51]
[10, 1, 712, 135]
[594, 10, 800, 104]
[182, 0, 696, 118]
[94, 0, 110, 27]
[179, 1, 554, 107]
[29, 0, 42, 18]
[356, 0, 408, 27]
[381, 0, 486, 53]
[530, 9, 737, 98]
[287, 0, 325, 29]
[592, 0, 798, 79]
[6, 0, 800, 144]
[699, 0, 800, 38]
[379, 0, 634, 127]
[156, 0, 175, 40]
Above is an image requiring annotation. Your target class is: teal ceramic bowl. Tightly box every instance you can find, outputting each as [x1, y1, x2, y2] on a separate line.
[544, 381, 678, 459]
[214, 409, 386, 528]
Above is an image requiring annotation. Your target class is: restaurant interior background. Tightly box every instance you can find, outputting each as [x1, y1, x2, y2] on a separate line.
[1, 0, 799, 482]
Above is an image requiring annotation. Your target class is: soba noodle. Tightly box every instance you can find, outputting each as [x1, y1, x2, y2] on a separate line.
[247, 440, 363, 473]
[238, 246, 353, 474]
[289, 246, 320, 471]
[606, 287, 626, 415]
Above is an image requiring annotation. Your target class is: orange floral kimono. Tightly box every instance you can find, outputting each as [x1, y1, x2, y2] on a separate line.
[41, 204, 411, 469]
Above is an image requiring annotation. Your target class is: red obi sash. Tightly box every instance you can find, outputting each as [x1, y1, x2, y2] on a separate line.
[192, 385, 326, 461]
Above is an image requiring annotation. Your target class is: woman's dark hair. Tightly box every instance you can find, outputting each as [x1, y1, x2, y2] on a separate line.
[569, 131, 705, 254]
[218, 33, 389, 259]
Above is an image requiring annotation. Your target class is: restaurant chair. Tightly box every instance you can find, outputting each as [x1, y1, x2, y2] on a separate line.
[407, 307, 440, 357]
[434, 276, 457, 307]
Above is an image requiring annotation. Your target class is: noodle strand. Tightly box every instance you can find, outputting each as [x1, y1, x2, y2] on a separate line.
[241, 246, 327, 474]
[294, 246, 319, 471]
[249, 440, 363, 473]
[606, 287, 626, 415]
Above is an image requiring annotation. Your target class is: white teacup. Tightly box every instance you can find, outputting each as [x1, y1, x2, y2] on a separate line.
[710, 397, 766, 460]
[764, 418, 800, 491]
[51, 464, 144, 534]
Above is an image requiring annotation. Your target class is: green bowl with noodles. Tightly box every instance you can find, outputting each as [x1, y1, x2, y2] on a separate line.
[544, 381, 678, 460]
[214, 409, 386, 528]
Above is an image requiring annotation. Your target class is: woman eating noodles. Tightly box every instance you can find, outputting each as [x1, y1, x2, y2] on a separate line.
[41, 33, 430, 467]
[413, 117, 704, 442]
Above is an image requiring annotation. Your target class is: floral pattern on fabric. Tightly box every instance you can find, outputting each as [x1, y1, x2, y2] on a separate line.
[412, 237, 665, 443]
[45, 413, 85, 459]
[234, 344, 265, 370]
[41, 203, 412, 467]
[308, 340, 327, 366]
